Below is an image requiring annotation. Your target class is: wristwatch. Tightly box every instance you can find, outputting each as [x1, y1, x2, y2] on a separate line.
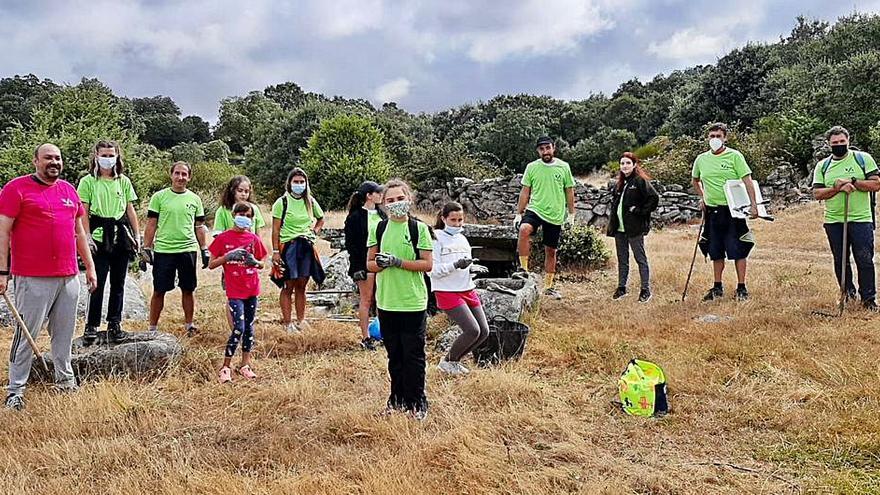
[851, 177, 858, 185]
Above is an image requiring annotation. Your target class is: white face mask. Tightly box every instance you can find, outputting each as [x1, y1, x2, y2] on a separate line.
[385, 200, 411, 217]
[97, 156, 117, 170]
[709, 137, 724, 152]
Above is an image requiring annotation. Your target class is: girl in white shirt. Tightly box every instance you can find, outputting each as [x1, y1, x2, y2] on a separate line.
[429, 202, 490, 375]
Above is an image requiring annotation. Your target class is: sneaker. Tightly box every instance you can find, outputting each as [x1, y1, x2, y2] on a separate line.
[107, 322, 129, 343]
[238, 365, 257, 380]
[438, 358, 468, 375]
[702, 286, 724, 302]
[543, 287, 563, 300]
[286, 322, 300, 334]
[297, 320, 312, 332]
[638, 288, 652, 303]
[54, 382, 79, 394]
[735, 286, 750, 301]
[612, 287, 627, 300]
[360, 337, 377, 351]
[5, 394, 23, 411]
[218, 367, 232, 384]
[82, 325, 98, 346]
[411, 408, 429, 421]
[846, 289, 859, 302]
[863, 299, 879, 312]
[186, 324, 199, 337]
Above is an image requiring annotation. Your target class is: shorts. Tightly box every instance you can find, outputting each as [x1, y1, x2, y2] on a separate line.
[705, 206, 751, 261]
[434, 289, 482, 311]
[521, 210, 562, 249]
[153, 251, 198, 293]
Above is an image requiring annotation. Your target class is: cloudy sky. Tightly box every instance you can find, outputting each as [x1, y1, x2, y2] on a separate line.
[1, 0, 878, 121]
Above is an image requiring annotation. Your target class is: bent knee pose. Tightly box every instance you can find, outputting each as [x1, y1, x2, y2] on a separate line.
[429, 202, 489, 375]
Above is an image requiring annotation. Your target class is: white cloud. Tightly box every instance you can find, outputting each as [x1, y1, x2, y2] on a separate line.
[305, 0, 385, 39]
[373, 77, 412, 103]
[647, 28, 732, 62]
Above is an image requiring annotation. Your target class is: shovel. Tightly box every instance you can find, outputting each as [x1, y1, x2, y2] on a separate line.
[3, 293, 50, 373]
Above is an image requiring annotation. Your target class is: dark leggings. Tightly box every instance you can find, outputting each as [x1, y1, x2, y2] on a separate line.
[86, 247, 129, 327]
[444, 304, 490, 362]
[226, 297, 257, 357]
[378, 309, 427, 412]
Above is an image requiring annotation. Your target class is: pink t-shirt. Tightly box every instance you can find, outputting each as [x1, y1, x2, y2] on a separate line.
[0, 175, 85, 277]
[208, 229, 268, 299]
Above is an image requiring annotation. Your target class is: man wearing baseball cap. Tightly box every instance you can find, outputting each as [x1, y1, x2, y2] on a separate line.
[514, 136, 576, 299]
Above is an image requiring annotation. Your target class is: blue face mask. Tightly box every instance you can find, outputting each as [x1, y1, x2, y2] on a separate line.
[444, 226, 463, 236]
[233, 216, 253, 229]
[290, 183, 306, 195]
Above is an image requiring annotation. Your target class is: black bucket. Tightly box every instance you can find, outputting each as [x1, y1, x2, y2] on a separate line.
[472, 315, 530, 365]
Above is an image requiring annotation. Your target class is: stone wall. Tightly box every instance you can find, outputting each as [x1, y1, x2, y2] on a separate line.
[415, 166, 807, 228]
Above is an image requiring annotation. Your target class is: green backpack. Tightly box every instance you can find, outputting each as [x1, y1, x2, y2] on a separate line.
[618, 359, 669, 417]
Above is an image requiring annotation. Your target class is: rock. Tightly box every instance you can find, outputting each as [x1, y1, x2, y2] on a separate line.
[475, 275, 540, 322]
[694, 314, 733, 324]
[30, 331, 183, 382]
[666, 184, 684, 192]
[662, 191, 690, 198]
[76, 272, 148, 321]
[311, 251, 356, 310]
[436, 325, 462, 353]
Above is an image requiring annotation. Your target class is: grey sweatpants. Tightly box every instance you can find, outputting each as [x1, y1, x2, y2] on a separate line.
[615, 233, 650, 290]
[7, 275, 79, 396]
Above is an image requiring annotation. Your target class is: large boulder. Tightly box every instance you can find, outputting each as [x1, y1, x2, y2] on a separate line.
[309, 251, 356, 311]
[30, 331, 183, 382]
[474, 275, 541, 322]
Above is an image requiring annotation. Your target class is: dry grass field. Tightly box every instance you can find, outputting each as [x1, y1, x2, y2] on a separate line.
[1, 202, 879, 494]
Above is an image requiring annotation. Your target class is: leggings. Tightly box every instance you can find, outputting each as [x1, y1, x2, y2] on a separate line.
[226, 297, 257, 357]
[445, 304, 490, 362]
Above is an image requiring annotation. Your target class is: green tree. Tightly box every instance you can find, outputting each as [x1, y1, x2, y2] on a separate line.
[215, 91, 282, 154]
[202, 139, 230, 164]
[300, 115, 391, 209]
[181, 115, 211, 143]
[0, 74, 59, 142]
[476, 107, 550, 172]
[170, 142, 206, 164]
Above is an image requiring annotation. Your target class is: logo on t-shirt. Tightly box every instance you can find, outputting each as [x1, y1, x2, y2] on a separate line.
[186, 202, 198, 213]
[554, 172, 563, 183]
[61, 198, 75, 208]
[845, 166, 855, 174]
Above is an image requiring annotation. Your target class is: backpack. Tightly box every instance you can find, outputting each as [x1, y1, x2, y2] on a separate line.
[375, 217, 437, 314]
[618, 359, 669, 417]
[820, 151, 876, 225]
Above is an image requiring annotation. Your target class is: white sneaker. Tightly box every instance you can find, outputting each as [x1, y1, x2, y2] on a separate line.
[438, 358, 467, 375]
[286, 322, 300, 333]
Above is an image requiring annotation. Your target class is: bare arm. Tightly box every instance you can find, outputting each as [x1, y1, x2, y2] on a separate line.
[195, 221, 207, 249]
[692, 178, 706, 209]
[400, 249, 433, 273]
[565, 187, 575, 216]
[516, 186, 531, 214]
[742, 175, 759, 208]
[81, 203, 91, 233]
[271, 217, 282, 265]
[143, 217, 158, 248]
[367, 245, 380, 273]
[313, 217, 325, 235]
[208, 253, 226, 270]
[125, 202, 140, 240]
[813, 185, 841, 201]
[855, 175, 880, 193]
[75, 217, 95, 272]
[0, 215, 12, 295]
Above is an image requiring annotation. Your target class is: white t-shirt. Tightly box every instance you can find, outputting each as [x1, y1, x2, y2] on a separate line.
[428, 229, 476, 292]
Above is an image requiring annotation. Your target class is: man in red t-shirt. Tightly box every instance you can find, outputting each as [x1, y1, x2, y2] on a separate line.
[0, 144, 97, 411]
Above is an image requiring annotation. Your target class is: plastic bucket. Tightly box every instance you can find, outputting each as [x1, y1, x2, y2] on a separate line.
[472, 316, 530, 365]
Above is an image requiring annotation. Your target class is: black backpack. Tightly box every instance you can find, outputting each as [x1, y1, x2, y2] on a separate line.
[375, 217, 437, 314]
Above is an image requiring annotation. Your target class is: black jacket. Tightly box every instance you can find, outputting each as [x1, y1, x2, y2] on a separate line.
[606, 174, 660, 238]
[344, 207, 387, 275]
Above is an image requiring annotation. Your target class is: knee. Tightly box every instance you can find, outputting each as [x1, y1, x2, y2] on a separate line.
[518, 224, 533, 238]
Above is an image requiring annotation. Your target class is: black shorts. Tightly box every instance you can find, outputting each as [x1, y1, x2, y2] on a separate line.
[153, 251, 198, 293]
[706, 206, 751, 261]
[521, 210, 562, 249]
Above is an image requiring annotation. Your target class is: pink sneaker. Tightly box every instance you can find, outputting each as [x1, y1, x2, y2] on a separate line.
[218, 366, 232, 384]
[238, 365, 257, 380]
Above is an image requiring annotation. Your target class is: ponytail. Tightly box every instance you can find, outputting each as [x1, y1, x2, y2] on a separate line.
[434, 201, 463, 230]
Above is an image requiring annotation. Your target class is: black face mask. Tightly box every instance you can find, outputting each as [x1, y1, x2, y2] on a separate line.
[831, 144, 849, 158]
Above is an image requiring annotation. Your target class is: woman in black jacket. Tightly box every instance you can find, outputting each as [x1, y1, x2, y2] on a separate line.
[607, 152, 659, 302]
[344, 181, 385, 350]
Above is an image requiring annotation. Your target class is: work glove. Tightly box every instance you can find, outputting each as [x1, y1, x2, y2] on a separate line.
[141, 247, 154, 265]
[243, 252, 260, 267]
[513, 213, 522, 229]
[352, 270, 368, 282]
[225, 248, 247, 262]
[201, 248, 211, 269]
[87, 237, 98, 255]
[564, 214, 575, 227]
[453, 257, 474, 270]
[375, 253, 403, 269]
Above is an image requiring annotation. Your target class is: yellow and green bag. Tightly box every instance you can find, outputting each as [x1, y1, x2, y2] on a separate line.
[618, 359, 668, 417]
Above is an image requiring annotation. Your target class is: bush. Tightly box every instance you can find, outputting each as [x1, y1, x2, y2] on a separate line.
[531, 224, 610, 270]
[170, 142, 205, 164]
[643, 135, 705, 187]
[300, 114, 391, 210]
[125, 143, 171, 200]
[201, 139, 230, 164]
[405, 141, 501, 190]
[190, 161, 243, 196]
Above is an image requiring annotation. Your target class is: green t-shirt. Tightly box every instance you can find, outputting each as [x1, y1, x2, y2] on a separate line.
[521, 158, 575, 225]
[77, 174, 137, 242]
[691, 148, 752, 206]
[812, 151, 879, 224]
[213, 203, 267, 233]
[147, 188, 205, 253]
[367, 209, 382, 237]
[271, 193, 324, 243]
[616, 192, 625, 233]
[367, 219, 433, 312]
